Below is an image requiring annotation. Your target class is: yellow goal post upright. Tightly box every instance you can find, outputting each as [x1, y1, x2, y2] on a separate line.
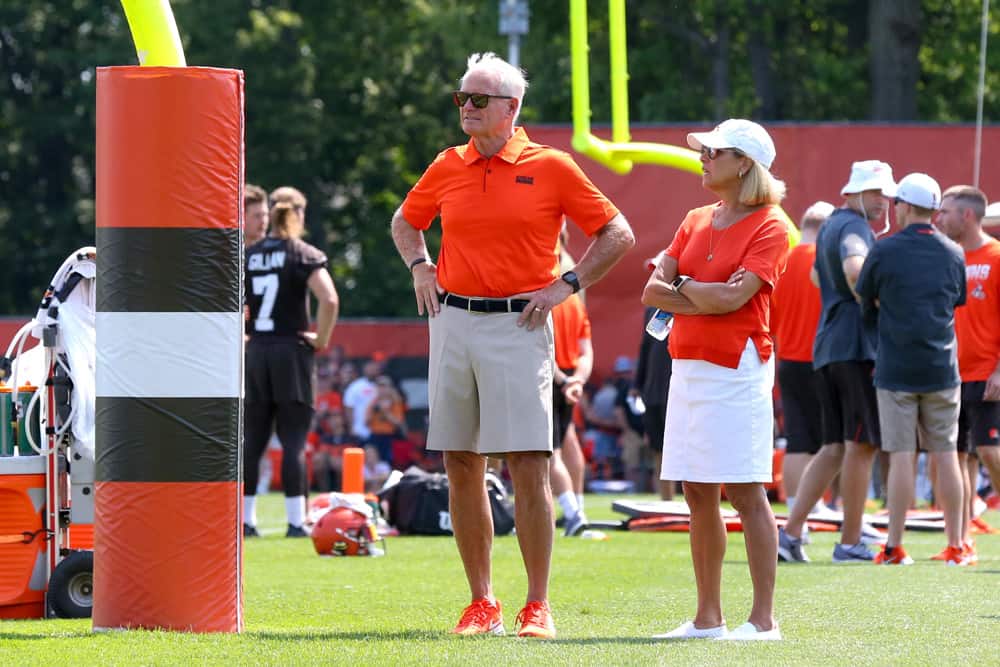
[569, 0, 800, 244]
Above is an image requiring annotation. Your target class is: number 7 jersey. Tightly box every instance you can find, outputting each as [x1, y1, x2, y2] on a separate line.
[245, 236, 328, 338]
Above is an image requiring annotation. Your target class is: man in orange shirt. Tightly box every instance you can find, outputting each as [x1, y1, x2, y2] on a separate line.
[390, 52, 633, 639]
[936, 185, 1000, 562]
[771, 202, 832, 519]
[550, 292, 594, 536]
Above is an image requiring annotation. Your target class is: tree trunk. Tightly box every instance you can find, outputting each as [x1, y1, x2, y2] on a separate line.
[712, 12, 730, 121]
[869, 0, 921, 120]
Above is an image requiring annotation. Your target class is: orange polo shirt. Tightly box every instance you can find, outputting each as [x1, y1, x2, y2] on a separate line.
[553, 293, 591, 370]
[666, 203, 789, 368]
[956, 238, 1000, 382]
[771, 242, 821, 363]
[402, 128, 619, 297]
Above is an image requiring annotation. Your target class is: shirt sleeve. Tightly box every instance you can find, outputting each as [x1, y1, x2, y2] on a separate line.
[555, 152, 620, 236]
[839, 219, 873, 261]
[665, 211, 694, 261]
[854, 247, 878, 305]
[400, 149, 450, 231]
[740, 211, 790, 288]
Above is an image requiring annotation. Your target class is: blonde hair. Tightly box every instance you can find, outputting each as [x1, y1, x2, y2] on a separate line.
[270, 201, 303, 239]
[269, 186, 307, 209]
[739, 160, 786, 206]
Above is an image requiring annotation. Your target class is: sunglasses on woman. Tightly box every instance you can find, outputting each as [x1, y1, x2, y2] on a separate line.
[700, 147, 744, 160]
[452, 91, 514, 109]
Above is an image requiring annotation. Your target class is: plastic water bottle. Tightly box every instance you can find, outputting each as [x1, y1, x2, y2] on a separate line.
[645, 309, 673, 341]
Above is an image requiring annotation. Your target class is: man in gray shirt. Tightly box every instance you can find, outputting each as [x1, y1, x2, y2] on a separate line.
[779, 160, 895, 563]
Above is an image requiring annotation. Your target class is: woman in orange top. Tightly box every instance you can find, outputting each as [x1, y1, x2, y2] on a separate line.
[642, 119, 788, 641]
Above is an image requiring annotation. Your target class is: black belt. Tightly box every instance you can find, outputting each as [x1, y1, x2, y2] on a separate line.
[439, 292, 530, 313]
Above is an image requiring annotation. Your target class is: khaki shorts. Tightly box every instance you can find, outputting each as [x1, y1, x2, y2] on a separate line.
[876, 386, 959, 453]
[427, 301, 554, 455]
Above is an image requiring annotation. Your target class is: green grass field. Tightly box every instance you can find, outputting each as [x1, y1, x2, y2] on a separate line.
[2, 493, 999, 666]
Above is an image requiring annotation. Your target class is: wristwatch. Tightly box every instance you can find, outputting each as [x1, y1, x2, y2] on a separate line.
[560, 271, 581, 294]
[670, 274, 691, 292]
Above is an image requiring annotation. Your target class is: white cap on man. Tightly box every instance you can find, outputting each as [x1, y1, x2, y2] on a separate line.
[841, 160, 896, 197]
[985, 201, 1000, 228]
[895, 173, 942, 210]
[687, 119, 776, 169]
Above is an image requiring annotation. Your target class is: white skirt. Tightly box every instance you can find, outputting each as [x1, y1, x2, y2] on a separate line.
[661, 339, 775, 483]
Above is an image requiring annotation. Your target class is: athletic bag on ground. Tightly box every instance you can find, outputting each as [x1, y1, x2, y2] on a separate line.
[378, 467, 514, 536]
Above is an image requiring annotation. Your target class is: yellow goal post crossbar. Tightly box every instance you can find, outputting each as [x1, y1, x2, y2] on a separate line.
[569, 0, 800, 245]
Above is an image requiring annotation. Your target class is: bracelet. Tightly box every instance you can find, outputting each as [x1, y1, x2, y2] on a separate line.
[409, 257, 428, 271]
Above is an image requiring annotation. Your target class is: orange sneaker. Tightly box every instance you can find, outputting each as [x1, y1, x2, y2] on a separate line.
[930, 546, 950, 561]
[963, 540, 978, 566]
[515, 600, 556, 639]
[942, 545, 969, 567]
[970, 516, 999, 534]
[874, 544, 913, 565]
[451, 598, 505, 636]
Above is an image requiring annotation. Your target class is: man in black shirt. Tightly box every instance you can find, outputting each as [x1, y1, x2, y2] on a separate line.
[244, 187, 339, 537]
[855, 173, 967, 565]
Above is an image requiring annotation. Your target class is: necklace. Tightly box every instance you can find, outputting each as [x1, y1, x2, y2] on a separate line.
[707, 207, 730, 261]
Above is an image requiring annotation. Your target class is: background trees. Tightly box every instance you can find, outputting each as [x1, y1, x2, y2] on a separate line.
[1, 0, 996, 315]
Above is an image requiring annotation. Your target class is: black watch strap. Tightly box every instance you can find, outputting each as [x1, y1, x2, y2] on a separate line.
[409, 257, 428, 271]
[560, 271, 581, 294]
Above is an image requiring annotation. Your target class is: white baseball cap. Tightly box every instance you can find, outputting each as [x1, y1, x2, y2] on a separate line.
[895, 172, 942, 210]
[982, 201, 1000, 228]
[803, 201, 835, 220]
[841, 160, 896, 197]
[687, 119, 776, 169]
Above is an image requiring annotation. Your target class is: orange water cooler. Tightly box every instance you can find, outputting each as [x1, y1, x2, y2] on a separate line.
[0, 456, 47, 619]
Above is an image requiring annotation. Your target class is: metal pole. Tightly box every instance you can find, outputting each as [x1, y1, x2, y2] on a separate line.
[509, 33, 521, 69]
[973, 0, 990, 188]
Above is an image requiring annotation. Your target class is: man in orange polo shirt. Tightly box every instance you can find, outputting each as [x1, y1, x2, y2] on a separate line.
[771, 202, 832, 520]
[936, 185, 1000, 562]
[390, 52, 633, 639]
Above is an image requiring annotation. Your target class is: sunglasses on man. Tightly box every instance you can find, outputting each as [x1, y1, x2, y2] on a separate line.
[700, 146, 745, 160]
[452, 91, 514, 109]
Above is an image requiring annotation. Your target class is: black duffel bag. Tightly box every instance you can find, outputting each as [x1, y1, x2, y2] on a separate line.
[379, 468, 514, 536]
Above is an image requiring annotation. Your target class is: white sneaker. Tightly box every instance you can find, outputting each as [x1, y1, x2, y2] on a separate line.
[716, 622, 782, 641]
[653, 621, 727, 639]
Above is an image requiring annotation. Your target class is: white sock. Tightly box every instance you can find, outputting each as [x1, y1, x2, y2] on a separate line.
[285, 495, 306, 528]
[786, 496, 796, 513]
[558, 491, 581, 519]
[576, 493, 585, 511]
[243, 495, 257, 527]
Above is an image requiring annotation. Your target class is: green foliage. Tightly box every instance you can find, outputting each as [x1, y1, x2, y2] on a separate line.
[0, 1, 996, 315]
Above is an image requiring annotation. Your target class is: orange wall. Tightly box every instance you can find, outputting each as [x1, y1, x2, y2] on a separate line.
[3, 125, 998, 380]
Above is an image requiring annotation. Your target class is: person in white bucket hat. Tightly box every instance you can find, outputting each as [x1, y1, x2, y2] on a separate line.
[855, 173, 968, 565]
[778, 160, 895, 566]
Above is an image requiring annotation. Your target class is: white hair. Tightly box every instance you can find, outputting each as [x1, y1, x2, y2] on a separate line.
[461, 52, 528, 122]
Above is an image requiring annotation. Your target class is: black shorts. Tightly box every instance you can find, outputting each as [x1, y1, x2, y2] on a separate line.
[245, 338, 316, 406]
[642, 404, 666, 453]
[816, 361, 881, 447]
[552, 373, 575, 449]
[777, 360, 823, 455]
[958, 381, 1000, 454]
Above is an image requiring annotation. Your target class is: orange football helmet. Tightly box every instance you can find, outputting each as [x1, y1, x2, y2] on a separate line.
[311, 506, 383, 556]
